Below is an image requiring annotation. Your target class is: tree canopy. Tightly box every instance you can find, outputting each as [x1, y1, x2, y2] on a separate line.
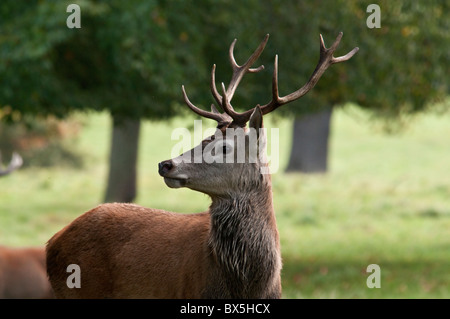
[0, 0, 448, 121]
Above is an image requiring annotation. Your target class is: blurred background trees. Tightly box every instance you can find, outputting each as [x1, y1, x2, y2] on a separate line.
[0, 0, 448, 202]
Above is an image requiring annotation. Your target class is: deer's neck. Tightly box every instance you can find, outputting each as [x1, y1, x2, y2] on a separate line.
[208, 179, 280, 298]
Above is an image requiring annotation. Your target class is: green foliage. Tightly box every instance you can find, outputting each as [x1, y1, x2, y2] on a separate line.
[338, 0, 449, 118]
[0, 0, 207, 120]
[0, 1, 447, 120]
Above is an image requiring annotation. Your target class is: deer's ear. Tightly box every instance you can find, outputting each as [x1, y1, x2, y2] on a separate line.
[249, 105, 263, 138]
[248, 105, 266, 157]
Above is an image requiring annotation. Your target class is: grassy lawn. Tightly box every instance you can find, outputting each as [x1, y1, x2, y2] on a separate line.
[1, 106, 449, 298]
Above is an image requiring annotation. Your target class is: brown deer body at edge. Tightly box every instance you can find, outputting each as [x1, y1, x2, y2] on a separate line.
[0, 152, 53, 299]
[46, 33, 358, 298]
[0, 246, 53, 299]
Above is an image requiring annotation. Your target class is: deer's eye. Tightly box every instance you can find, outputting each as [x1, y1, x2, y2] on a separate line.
[222, 143, 232, 155]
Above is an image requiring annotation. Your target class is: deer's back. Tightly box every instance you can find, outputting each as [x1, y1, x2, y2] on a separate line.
[46, 203, 212, 298]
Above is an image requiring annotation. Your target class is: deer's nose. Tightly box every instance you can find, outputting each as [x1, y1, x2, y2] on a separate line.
[158, 160, 173, 176]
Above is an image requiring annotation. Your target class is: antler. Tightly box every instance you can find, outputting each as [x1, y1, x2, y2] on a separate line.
[261, 32, 359, 114]
[182, 35, 269, 127]
[182, 85, 232, 126]
[228, 32, 359, 122]
[0, 152, 23, 177]
[211, 35, 268, 107]
[182, 32, 358, 127]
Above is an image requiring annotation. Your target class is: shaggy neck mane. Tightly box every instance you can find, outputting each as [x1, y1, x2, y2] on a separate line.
[207, 173, 279, 298]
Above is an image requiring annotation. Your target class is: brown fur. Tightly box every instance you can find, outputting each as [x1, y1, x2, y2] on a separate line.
[0, 246, 53, 298]
[47, 205, 213, 298]
[47, 196, 281, 298]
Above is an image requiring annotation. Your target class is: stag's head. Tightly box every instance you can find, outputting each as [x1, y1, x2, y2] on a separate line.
[158, 33, 358, 197]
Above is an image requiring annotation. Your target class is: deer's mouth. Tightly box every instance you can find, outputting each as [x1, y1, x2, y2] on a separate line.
[163, 176, 188, 188]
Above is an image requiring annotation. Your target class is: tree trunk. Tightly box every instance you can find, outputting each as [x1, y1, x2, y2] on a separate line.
[286, 108, 332, 173]
[104, 115, 141, 203]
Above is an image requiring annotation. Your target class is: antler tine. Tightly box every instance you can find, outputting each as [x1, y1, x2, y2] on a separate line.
[208, 34, 270, 125]
[331, 46, 360, 64]
[225, 34, 269, 101]
[181, 85, 231, 123]
[211, 35, 269, 109]
[210, 64, 222, 108]
[229, 36, 268, 73]
[220, 82, 233, 116]
[229, 53, 282, 120]
[219, 82, 253, 126]
[271, 54, 280, 105]
[258, 32, 359, 115]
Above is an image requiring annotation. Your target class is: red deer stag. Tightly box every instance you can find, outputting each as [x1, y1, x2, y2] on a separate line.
[46, 33, 358, 298]
[0, 152, 53, 298]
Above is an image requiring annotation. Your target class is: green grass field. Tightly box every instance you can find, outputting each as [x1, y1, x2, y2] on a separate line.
[1, 106, 449, 298]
